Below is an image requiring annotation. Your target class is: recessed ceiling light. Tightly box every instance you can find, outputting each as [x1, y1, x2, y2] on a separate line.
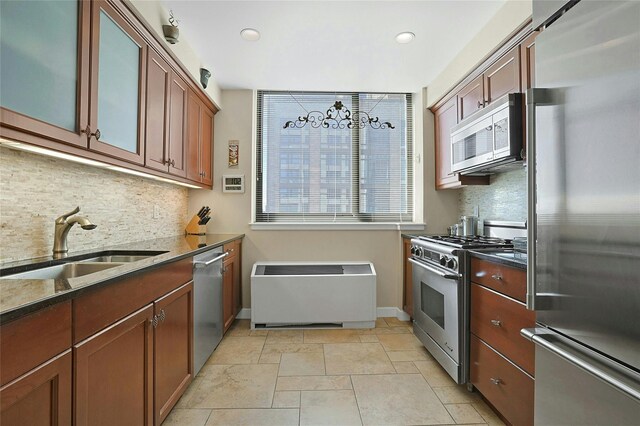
[240, 28, 261, 41]
[395, 32, 415, 44]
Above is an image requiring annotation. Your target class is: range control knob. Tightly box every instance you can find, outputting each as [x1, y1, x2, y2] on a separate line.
[410, 246, 416, 255]
[415, 247, 423, 257]
[440, 256, 448, 266]
[447, 258, 458, 269]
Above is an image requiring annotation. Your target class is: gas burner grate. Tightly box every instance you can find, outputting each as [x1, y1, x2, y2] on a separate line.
[417, 235, 512, 248]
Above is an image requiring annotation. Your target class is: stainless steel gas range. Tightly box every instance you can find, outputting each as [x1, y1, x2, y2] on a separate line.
[410, 234, 513, 384]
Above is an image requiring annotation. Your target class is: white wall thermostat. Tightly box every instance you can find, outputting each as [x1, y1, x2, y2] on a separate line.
[222, 175, 245, 193]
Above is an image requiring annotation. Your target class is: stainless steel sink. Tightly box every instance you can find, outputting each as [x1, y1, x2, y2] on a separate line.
[0, 262, 125, 280]
[79, 255, 156, 263]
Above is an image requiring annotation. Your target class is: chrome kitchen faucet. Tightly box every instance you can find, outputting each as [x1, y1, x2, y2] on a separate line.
[52, 206, 97, 258]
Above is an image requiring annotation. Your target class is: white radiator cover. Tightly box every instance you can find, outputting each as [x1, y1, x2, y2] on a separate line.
[250, 261, 376, 329]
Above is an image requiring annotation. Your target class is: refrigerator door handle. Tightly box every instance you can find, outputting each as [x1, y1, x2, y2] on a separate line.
[521, 328, 640, 401]
[525, 88, 553, 310]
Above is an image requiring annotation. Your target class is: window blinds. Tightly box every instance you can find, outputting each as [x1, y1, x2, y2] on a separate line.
[256, 91, 413, 223]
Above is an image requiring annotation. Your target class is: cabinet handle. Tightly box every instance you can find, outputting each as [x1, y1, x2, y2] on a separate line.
[491, 273, 503, 281]
[159, 309, 166, 322]
[81, 126, 101, 141]
[485, 125, 493, 131]
[150, 315, 159, 328]
[490, 378, 502, 385]
[490, 319, 502, 327]
[169, 159, 175, 167]
[477, 100, 484, 109]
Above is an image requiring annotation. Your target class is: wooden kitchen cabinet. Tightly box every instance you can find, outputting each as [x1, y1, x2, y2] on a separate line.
[74, 304, 154, 426]
[0, 0, 217, 188]
[470, 335, 534, 426]
[470, 255, 534, 426]
[88, 0, 147, 165]
[187, 90, 214, 185]
[520, 31, 538, 91]
[402, 237, 413, 318]
[154, 282, 193, 424]
[0, 0, 91, 149]
[0, 351, 72, 426]
[434, 96, 489, 189]
[457, 75, 485, 121]
[0, 302, 73, 424]
[223, 239, 242, 332]
[483, 45, 521, 105]
[145, 49, 188, 177]
[223, 256, 236, 332]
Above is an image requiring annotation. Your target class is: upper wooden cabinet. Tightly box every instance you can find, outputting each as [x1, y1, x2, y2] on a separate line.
[0, 0, 90, 148]
[483, 45, 521, 105]
[145, 49, 188, 177]
[0, 0, 217, 187]
[187, 90, 214, 185]
[457, 75, 485, 121]
[520, 31, 538, 91]
[434, 97, 489, 189]
[88, 0, 147, 164]
[432, 28, 536, 190]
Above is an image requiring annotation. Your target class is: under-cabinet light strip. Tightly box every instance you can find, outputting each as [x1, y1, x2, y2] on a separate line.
[0, 138, 202, 189]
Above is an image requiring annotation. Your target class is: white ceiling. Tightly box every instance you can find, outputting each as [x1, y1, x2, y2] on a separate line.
[164, 0, 506, 92]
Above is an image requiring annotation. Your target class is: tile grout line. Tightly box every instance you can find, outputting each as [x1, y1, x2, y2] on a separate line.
[349, 375, 365, 426]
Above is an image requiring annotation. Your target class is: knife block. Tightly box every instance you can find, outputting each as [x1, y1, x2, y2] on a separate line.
[185, 215, 206, 235]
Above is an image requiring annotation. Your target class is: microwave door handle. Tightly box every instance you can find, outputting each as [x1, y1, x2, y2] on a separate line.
[526, 88, 553, 310]
[409, 258, 460, 280]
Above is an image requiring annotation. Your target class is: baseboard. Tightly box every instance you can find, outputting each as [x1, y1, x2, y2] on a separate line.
[236, 308, 251, 319]
[236, 307, 409, 321]
[377, 307, 410, 321]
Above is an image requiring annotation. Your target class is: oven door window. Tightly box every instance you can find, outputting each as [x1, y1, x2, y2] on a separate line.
[422, 283, 445, 329]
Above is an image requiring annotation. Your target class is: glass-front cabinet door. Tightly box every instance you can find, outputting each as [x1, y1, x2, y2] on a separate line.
[0, 0, 90, 147]
[89, 0, 146, 164]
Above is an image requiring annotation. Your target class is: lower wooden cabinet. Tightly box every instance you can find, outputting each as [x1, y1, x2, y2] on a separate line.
[74, 304, 154, 426]
[0, 350, 72, 426]
[470, 256, 534, 426]
[154, 282, 193, 424]
[223, 239, 242, 333]
[470, 335, 534, 426]
[74, 282, 195, 426]
[402, 237, 413, 318]
[223, 255, 237, 332]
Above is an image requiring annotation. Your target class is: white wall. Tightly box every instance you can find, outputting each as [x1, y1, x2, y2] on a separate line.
[425, 0, 532, 107]
[189, 90, 460, 310]
[128, 0, 222, 108]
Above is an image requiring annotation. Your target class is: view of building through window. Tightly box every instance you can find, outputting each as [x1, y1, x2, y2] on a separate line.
[256, 91, 413, 222]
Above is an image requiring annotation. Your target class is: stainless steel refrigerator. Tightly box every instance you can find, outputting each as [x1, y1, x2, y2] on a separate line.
[523, 0, 640, 424]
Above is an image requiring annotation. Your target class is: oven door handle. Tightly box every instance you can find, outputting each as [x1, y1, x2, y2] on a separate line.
[409, 258, 460, 280]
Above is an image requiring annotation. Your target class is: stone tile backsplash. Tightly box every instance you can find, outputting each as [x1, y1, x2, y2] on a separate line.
[0, 147, 188, 262]
[458, 167, 527, 222]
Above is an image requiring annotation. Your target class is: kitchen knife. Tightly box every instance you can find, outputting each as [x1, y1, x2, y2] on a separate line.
[202, 207, 210, 218]
[197, 206, 206, 218]
[200, 216, 211, 225]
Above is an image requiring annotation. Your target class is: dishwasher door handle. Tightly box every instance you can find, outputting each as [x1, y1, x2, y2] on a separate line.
[193, 251, 229, 268]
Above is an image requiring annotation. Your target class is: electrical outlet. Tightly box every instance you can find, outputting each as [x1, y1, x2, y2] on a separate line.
[153, 204, 160, 219]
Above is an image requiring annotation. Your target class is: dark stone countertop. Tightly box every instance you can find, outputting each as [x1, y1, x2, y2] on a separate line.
[0, 233, 244, 324]
[468, 248, 527, 270]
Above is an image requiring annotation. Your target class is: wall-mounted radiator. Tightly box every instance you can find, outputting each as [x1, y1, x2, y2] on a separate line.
[250, 261, 376, 329]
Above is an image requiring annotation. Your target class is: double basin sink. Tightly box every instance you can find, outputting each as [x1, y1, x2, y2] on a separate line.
[0, 251, 168, 280]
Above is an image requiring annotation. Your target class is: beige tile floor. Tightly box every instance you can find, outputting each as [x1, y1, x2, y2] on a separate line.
[164, 318, 505, 426]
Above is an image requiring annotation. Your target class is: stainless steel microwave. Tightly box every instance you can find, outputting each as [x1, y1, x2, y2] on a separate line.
[450, 93, 523, 175]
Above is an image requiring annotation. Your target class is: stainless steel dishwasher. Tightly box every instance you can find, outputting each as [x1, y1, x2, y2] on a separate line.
[192, 249, 228, 374]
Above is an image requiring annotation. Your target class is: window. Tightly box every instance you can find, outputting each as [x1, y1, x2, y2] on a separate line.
[256, 91, 413, 223]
